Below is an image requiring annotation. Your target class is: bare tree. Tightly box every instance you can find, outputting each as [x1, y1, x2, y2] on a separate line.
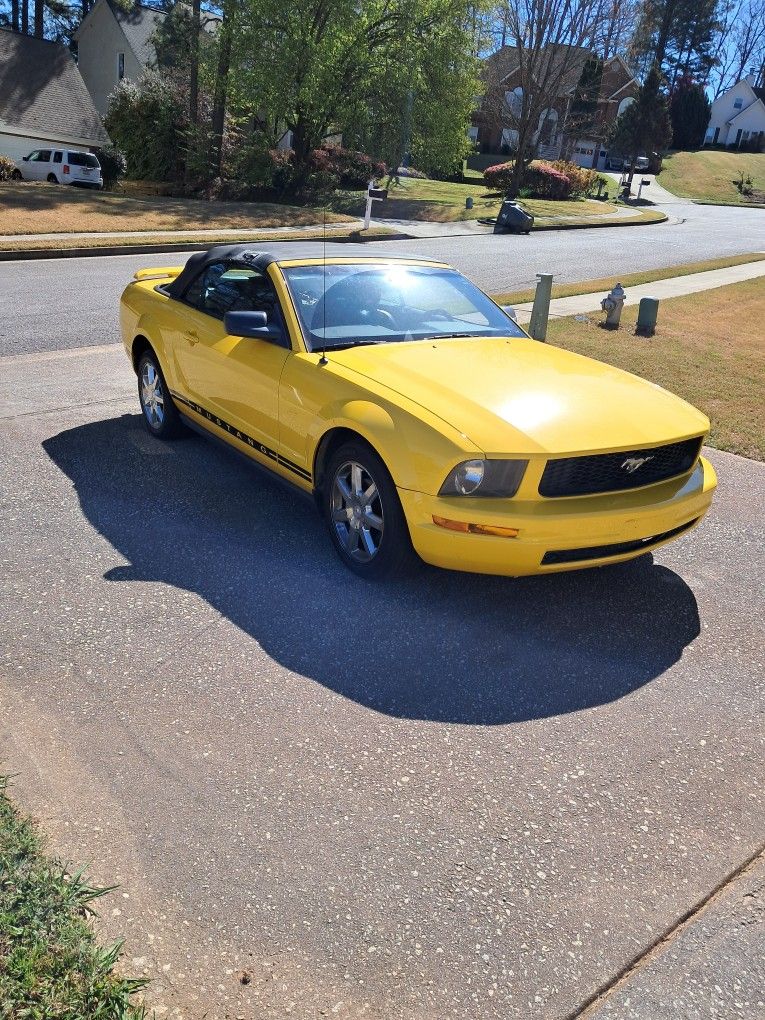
[705, 0, 765, 97]
[482, 0, 602, 194]
[593, 0, 638, 61]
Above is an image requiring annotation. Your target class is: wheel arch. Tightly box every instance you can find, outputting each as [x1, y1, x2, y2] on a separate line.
[131, 334, 154, 372]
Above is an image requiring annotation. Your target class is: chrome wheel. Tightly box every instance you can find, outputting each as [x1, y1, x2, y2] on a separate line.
[331, 460, 384, 563]
[140, 361, 165, 428]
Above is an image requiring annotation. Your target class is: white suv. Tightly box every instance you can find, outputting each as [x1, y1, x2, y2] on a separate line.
[13, 148, 103, 189]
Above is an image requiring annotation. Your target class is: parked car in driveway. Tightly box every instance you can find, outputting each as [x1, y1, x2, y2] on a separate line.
[12, 148, 102, 188]
[119, 243, 717, 579]
[605, 153, 623, 170]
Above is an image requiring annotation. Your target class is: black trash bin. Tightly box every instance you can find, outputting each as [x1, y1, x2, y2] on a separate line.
[494, 199, 534, 234]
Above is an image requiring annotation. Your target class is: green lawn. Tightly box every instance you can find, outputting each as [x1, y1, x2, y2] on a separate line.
[546, 278, 765, 461]
[659, 150, 765, 205]
[492, 253, 765, 306]
[331, 174, 619, 223]
[0, 776, 146, 1016]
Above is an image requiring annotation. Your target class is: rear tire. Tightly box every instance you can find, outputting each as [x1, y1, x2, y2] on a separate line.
[137, 350, 185, 439]
[323, 440, 419, 579]
[46, 173, 58, 183]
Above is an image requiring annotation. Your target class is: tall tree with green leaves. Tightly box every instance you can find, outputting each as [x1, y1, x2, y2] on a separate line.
[228, 0, 480, 184]
[608, 63, 672, 186]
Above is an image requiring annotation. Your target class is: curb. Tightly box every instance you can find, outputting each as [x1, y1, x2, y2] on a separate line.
[0, 231, 416, 262]
[691, 200, 765, 210]
[477, 212, 669, 233]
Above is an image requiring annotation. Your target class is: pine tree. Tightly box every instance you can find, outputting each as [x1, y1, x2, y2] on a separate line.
[608, 63, 672, 186]
[670, 78, 711, 148]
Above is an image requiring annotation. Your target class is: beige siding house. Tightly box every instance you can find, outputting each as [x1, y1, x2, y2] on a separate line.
[74, 0, 166, 117]
[0, 29, 109, 162]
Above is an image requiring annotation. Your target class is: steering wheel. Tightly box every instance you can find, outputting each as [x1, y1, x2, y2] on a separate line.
[365, 307, 397, 329]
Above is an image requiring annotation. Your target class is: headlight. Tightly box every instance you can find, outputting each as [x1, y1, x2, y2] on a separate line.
[439, 459, 527, 497]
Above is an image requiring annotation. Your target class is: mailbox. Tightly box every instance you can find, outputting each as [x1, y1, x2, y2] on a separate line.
[368, 187, 388, 200]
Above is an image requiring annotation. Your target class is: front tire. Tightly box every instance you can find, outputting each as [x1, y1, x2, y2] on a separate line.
[137, 350, 185, 439]
[323, 441, 419, 579]
[11, 169, 22, 180]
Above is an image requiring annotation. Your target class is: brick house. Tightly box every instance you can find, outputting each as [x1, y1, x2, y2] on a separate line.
[470, 46, 639, 170]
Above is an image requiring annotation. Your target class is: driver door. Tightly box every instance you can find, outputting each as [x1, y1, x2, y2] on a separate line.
[171, 261, 291, 456]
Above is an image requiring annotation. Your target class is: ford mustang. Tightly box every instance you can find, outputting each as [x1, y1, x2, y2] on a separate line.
[120, 243, 716, 578]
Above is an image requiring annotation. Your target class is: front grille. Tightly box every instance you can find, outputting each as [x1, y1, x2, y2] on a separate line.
[541, 518, 699, 566]
[539, 437, 703, 498]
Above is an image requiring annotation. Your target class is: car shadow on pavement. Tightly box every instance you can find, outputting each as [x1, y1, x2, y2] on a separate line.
[43, 414, 701, 726]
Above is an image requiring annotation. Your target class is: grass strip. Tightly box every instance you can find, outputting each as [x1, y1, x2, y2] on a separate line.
[0, 775, 146, 1018]
[0, 226, 405, 254]
[492, 253, 765, 306]
[544, 277, 765, 461]
[531, 208, 666, 230]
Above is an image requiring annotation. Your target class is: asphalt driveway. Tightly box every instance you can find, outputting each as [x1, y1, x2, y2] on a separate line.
[0, 345, 763, 1018]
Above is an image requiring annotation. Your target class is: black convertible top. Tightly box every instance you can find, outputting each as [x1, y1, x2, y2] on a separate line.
[165, 242, 443, 299]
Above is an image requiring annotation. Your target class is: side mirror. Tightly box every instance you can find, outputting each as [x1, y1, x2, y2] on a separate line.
[501, 305, 518, 321]
[224, 310, 284, 343]
[23, 155, 29, 161]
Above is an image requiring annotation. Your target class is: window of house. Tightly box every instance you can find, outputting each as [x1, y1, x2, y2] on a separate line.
[733, 98, 743, 109]
[118, 52, 125, 80]
[537, 108, 558, 145]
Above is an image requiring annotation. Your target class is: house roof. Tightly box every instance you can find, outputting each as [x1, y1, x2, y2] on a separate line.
[727, 96, 765, 126]
[0, 29, 109, 144]
[73, 0, 166, 65]
[107, 0, 166, 65]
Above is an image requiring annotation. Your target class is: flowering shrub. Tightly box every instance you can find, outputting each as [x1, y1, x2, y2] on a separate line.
[484, 160, 572, 199]
[483, 161, 515, 191]
[549, 160, 599, 197]
[314, 146, 387, 188]
[0, 155, 17, 181]
[269, 146, 386, 196]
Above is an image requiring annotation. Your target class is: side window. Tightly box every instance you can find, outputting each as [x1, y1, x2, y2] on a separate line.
[184, 263, 282, 322]
[27, 150, 39, 161]
[37, 150, 52, 162]
[53, 151, 63, 164]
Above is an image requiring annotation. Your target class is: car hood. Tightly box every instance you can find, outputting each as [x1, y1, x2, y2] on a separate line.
[326, 337, 709, 455]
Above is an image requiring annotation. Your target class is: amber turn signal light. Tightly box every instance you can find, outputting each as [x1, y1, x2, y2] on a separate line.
[432, 515, 519, 538]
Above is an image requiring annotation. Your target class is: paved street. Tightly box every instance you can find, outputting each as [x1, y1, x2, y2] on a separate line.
[1, 340, 763, 1019]
[1, 197, 763, 357]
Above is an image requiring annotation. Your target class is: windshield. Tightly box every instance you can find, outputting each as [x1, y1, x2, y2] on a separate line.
[67, 152, 99, 167]
[281, 264, 526, 351]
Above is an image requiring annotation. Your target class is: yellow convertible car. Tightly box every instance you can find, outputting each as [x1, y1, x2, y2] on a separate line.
[120, 243, 716, 578]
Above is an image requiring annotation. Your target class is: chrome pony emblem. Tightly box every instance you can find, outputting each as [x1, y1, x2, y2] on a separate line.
[621, 455, 655, 474]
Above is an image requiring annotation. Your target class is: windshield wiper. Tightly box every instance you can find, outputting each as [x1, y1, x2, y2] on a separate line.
[422, 332, 479, 341]
[315, 339, 388, 352]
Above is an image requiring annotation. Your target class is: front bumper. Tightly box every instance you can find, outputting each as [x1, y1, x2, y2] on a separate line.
[399, 456, 717, 576]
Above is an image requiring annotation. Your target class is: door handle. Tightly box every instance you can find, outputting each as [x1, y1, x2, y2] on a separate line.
[183, 331, 199, 345]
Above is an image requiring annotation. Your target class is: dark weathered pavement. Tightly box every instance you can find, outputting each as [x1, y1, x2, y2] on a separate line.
[0, 345, 763, 1019]
[1, 198, 763, 356]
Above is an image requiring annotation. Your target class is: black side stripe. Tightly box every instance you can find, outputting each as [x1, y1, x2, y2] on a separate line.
[170, 390, 312, 483]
